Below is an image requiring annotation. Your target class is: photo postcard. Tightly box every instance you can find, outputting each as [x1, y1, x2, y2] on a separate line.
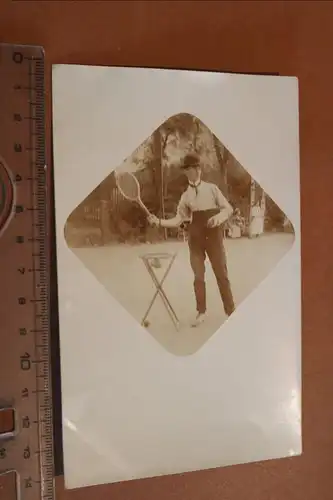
[52, 64, 301, 489]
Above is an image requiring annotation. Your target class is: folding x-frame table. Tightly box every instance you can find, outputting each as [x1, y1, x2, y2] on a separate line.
[140, 252, 180, 331]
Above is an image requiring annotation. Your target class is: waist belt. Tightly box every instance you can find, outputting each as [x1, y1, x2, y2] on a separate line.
[191, 208, 220, 227]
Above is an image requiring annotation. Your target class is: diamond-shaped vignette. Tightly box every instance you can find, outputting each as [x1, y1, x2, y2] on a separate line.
[64, 113, 294, 356]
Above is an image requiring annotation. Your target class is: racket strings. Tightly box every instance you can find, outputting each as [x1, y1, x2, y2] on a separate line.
[116, 172, 140, 202]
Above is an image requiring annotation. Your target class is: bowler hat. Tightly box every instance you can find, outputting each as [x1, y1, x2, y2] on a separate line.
[180, 153, 201, 169]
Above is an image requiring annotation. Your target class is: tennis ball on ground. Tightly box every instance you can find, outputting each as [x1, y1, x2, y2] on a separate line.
[151, 257, 161, 268]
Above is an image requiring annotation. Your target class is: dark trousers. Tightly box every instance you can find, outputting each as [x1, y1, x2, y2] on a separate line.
[188, 217, 235, 316]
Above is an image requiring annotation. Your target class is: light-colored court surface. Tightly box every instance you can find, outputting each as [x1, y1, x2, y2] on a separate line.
[71, 233, 294, 356]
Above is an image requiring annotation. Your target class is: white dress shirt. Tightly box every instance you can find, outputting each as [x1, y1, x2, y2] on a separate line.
[176, 181, 233, 221]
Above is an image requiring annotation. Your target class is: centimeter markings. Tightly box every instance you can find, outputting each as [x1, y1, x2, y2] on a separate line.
[28, 54, 53, 500]
[27, 53, 54, 500]
[0, 45, 54, 500]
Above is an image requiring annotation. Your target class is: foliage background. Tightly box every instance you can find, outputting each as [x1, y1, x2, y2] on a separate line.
[66, 113, 292, 245]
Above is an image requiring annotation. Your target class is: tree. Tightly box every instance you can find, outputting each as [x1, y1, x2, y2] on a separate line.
[140, 113, 202, 239]
[213, 135, 228, 196]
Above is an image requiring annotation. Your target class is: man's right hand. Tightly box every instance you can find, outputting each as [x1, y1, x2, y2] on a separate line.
[147, 214, 160, 227]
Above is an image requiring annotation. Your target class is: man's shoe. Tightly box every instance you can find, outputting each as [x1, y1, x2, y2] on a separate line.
[191, 313, 207, 327]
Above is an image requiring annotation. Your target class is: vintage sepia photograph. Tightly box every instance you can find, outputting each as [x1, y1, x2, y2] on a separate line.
[64, 113, 294, 356]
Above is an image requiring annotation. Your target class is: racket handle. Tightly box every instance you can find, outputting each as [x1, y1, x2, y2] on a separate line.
[138, 199, 151, 216]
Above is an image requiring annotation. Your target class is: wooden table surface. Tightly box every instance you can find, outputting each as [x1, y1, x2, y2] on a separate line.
[1, 1, 333, 499]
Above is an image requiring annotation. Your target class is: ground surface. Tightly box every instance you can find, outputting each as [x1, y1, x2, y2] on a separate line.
[71, 233, 294, 356]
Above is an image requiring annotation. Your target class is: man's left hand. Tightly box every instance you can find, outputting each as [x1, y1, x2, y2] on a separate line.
[207, 214, 224, 228]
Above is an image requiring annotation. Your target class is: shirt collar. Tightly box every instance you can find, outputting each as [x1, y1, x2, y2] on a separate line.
[188, 179, 201, 189]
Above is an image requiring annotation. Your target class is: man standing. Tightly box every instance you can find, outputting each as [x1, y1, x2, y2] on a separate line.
[148, 153, 235, 327]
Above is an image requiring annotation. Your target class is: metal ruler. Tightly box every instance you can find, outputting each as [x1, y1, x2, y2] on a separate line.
[0, 44, 54, 500]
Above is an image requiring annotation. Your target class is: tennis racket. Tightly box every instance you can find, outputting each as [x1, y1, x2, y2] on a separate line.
[115, 171, 151, 216]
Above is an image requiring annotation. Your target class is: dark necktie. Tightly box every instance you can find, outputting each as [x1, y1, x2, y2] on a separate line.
[189, 181, 201, 196]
